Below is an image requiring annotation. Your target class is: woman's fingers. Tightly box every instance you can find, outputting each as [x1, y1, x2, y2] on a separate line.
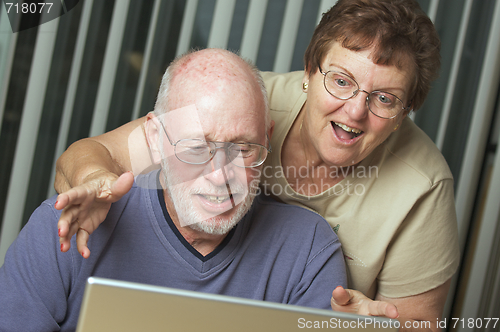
[331, 286, 399, 318]
[55, 171, 134, 257]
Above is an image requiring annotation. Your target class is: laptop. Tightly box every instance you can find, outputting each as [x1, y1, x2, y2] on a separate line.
[76, 277, 399, 331]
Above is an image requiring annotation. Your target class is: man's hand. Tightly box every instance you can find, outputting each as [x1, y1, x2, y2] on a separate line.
[55, 171, 134, 258]
[331, 286, 399, 318]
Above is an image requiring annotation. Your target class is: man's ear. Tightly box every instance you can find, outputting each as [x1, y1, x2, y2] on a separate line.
[145, 112, 162, 165]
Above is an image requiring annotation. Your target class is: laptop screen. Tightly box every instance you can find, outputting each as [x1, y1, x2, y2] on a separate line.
[76, 277, 399, 331]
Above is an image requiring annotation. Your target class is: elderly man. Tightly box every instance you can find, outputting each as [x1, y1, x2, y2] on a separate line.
[0, 49, 346, 331]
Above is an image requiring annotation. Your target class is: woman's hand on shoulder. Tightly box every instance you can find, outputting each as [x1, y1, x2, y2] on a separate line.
[55, 171, 134, 258]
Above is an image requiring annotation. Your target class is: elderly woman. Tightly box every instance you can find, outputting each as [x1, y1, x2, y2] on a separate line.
[55, 0, 459, 329]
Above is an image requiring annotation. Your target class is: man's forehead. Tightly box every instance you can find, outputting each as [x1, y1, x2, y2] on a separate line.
[163, 55, 265, 141]
[161, 104, 262, 141]
[161, 105, 204, 138]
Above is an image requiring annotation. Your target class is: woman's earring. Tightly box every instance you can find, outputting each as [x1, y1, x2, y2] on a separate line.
[394, 124, 399, 131]
[302, 82, 308, 92]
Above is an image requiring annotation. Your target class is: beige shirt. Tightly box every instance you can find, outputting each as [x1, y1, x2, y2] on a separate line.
[260, 71, 460, 299]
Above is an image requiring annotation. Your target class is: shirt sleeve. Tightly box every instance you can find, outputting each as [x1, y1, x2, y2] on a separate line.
[377, 178, 460, 298]
[288, 220, 348, 309]
[0, 201, 74, 331]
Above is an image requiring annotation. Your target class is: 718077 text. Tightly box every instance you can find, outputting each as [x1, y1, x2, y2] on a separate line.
[5, 2, 53, 14]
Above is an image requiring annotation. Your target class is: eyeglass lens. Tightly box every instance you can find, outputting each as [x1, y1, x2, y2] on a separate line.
[323, 71, 404, 119]
[174, 140, 266, 167]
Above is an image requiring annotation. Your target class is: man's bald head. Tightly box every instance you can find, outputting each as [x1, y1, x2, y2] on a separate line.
[154, 49, 270, 131]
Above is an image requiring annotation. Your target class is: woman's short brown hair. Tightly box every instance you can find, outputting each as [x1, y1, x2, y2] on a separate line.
[304, 0, 441, 111]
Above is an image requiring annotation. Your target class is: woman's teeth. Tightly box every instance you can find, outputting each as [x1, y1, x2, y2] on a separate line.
[334, 122, 362, 135]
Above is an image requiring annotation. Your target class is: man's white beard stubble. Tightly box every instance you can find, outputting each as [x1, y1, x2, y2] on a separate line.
[160, 157, 260, 235]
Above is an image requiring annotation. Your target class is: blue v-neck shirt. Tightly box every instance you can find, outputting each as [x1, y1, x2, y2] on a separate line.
[0, 170, 346, 331]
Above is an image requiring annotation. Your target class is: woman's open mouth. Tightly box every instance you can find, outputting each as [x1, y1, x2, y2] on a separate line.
[331, 122, 363, 141]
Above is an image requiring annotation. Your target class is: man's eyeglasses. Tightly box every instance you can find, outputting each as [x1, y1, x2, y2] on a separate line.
[318, 64, 411, 119]
[160, 123, 272, 168]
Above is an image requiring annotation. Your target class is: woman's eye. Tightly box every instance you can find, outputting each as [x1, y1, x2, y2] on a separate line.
[335, 78, 349, 87]
[377, 94, 394, 105]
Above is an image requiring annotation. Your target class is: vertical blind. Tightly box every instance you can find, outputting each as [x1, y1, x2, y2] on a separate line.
[0, 0, 499, 326]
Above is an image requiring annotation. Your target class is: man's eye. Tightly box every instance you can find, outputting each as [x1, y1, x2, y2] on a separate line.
[231, 145, 254, 157]
[189, 146, 207, 152]
[178, 144, 207, 155]
[235, 147, 250, 153]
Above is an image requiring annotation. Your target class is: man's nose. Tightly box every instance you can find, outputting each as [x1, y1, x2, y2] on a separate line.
[204, 148, 234, 185]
